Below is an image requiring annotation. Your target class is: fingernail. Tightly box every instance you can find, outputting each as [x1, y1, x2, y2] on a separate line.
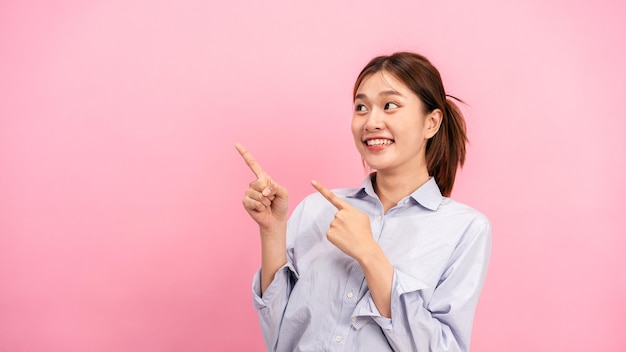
[262, 188, 271, 196]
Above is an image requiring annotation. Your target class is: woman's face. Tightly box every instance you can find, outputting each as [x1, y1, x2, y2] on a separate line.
[351, 70, 441, 176]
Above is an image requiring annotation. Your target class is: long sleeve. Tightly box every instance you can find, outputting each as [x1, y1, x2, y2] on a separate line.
[352, 220, 492, 351]
[251, 261, 298, 351]
[250, 199, 308, 351]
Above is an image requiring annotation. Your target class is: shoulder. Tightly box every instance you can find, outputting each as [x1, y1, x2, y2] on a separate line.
[428, 198, 492, 262]
[437, 197, 491, 236]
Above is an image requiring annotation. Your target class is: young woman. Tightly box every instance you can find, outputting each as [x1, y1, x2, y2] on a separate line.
[236, 52, 491, 352]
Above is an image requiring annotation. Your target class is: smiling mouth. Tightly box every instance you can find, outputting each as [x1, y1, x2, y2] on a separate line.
[365, 139, 394, 146]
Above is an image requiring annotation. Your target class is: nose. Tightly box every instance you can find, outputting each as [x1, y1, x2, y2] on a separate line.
[364, 109, 384, 131]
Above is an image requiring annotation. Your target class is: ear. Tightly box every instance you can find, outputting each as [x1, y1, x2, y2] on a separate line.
[424, 108, 443, 139]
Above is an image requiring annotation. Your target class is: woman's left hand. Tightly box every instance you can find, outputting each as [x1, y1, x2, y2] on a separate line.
[311, 180, 378, 261]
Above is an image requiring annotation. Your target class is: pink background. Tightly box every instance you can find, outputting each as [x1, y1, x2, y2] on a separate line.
[1, 0, 625, 351]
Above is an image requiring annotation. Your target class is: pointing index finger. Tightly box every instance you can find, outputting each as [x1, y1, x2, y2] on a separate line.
[311, 180, 348, 210]
[235, 143, 266, 178]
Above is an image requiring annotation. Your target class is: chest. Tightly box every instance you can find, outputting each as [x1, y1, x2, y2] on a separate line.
[292, 211, 466, 291]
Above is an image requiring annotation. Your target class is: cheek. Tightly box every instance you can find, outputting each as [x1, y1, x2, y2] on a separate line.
[351, 119, 365, 150]
[351, 118, 362, 137]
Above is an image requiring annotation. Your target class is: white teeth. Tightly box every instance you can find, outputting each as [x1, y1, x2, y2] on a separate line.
[366, 139, 393, 146]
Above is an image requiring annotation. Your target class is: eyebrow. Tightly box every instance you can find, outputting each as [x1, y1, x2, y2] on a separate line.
[354, 90, 405, 100]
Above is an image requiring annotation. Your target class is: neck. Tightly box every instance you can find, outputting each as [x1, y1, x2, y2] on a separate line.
[373, 168, 430, 212]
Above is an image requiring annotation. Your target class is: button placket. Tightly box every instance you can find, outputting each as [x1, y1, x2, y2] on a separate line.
[329, 263, 364, 350]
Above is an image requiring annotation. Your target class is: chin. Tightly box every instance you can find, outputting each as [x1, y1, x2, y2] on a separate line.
[363, 160, 388, 171]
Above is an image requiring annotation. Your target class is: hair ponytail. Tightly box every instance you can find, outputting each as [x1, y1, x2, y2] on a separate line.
[426, 96, 467, 197]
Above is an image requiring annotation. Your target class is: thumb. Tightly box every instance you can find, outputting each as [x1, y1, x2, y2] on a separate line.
[265, 179, 287, 201]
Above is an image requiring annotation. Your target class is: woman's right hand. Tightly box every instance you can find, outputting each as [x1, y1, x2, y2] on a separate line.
[235, 143, 289, 231]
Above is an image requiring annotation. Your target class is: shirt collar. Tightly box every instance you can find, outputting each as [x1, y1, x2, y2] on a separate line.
[409, 177, 443, 211]
[347, 173, 443, 211]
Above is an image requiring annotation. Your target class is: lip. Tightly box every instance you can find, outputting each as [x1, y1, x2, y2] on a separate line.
[362, 137, 395, 151]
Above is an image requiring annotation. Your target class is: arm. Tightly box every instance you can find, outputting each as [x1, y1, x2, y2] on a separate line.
[311, 180, 394, 317]
[355, 221, 492, 351]
[357, 243, 394, 318]
[236, 143, 293, 350]
[235, 143, 289, 294]
[259, 223, 287, 294]
[251, 205, 306, 351]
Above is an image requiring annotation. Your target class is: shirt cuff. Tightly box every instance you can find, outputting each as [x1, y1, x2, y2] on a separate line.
[251, 262, 298, 311]
[351, 270, 429, 331]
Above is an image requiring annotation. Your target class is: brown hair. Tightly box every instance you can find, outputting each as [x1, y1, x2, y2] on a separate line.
[353, 52, 468, 197]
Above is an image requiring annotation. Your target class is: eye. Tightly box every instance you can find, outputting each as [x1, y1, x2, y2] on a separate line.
[355, 104, 368, 113]
[384, 102, 399, 110]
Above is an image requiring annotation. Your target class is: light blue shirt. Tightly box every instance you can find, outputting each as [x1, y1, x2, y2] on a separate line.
[252, 175, 491, 351]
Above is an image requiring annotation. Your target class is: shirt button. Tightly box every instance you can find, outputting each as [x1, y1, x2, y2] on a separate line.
[376, 215, 382, 221]
[351, 316, 356, 323]
[335, 335, 342, 342]
[347, 291, 353, 299]
[404, 199, 409, 204]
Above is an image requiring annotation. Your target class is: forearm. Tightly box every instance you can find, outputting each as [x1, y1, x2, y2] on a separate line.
[358, 244, 394, 318]
[260, 222, 288, 295]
